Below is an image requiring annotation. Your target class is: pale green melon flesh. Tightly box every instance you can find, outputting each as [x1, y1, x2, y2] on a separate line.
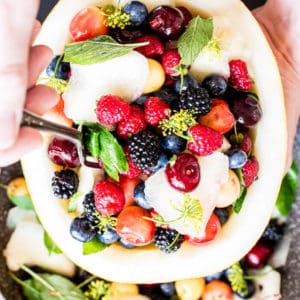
[22, 0, 287, 283]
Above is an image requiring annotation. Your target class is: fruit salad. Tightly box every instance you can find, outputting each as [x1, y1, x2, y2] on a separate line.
[21, 0, 286, 283]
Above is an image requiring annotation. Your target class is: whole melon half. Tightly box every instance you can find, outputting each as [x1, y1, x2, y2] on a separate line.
[22, 0, 287, 283]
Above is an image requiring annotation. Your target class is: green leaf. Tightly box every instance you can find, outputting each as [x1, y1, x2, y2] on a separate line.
[9, 194, 34, 210]
[68, 192, 82, 213]
[83, 237, 108, 255]
[83, 123, 128, 181]
[233, 169, 247, 213]
[44, 231, 62, 255]
[178, 16, 213, 66]
[64, 35, 148, 65]
[276, 161, 299, 216]
[22, 279, 42, 300]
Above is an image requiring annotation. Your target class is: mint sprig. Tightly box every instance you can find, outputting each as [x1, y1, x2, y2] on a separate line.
[64, 35, 148, 65]
[177, 16, 214, 66]
[83, 123, 128, 181]
[232, 168, 247, 213]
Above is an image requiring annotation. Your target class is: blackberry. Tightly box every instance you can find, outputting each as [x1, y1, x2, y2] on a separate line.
[179, 86, 211, 115]
[82, 192, 97, 223]
[154, 227, 184, 253]
[261, 219, 285, 244]
[128, 130, 161, 170]
[51, 169, 79, 199]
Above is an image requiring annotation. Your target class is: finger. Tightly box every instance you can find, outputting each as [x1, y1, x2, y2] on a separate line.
[30, 20, 42, 44]
[28, 44, 53, 88]
[25, 85, 58, 115]
[0, 127, 42, 167]
[0, 0, 39, 150]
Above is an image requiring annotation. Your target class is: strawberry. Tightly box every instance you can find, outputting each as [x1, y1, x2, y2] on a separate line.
[242, 157, 259, 188]
[96, 94, 130, 125]
[228, 59, 253, 91]
[117, 105, 146, 138]
[161, 49, 181, 75]
[144, 97, 171, 126]
[187, 124, 223, 156]
[198, 99, 235, 134]
[93, 179, 125, 215]
[121, 147, 143, 179]
[134, 34, 164, 58]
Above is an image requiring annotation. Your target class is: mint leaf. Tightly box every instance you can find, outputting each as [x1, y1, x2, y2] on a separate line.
[83, 123, 128, 181]
[178, 16, 213, 66]
[64, 35, 147, 65]
[83, 237, 108, 255]
[68, 192, 82, 213]
[44, 231, 62, 255]
[276, 161, 299, 216]
[233, 169, 247, 213]
[9, 194, 34, 211]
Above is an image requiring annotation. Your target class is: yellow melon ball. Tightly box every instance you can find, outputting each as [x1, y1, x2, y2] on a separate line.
[143, 59, 165, 94]
[175, 277, 206, 300]
[110, 282, 139, 296]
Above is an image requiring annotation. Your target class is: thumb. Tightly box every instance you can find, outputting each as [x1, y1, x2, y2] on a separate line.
[0, 0, 39, 150]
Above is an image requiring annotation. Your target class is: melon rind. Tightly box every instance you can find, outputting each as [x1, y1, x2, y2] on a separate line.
[22, 0, 287, 283]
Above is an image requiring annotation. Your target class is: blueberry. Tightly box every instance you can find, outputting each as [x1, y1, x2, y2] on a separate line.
[123, 1, 148, 27]
[205, 271, 224, 282]
[134, 94, 150, 105]
[214, 207, 229, 224]
[70, 216, 97, 242]
[46, 55, 70, 80]
[153, 87, 179, 106]
[160, 282, 175, 296]
[97, 226, 120, 245]
[162, 134, 187, 154]
[174, 75, 200, 93]
[150, 152, 169, 173]
[134, 182, 152, 209]
[119, 238, 136, 249]
[227, 148, 247, 169]
[202, 74, 228, 97]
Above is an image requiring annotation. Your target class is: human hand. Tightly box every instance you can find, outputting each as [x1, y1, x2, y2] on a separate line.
[0, 0, 58, 167]
[253, 0, 300, 170]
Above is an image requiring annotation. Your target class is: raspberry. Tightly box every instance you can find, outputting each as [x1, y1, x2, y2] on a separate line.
[96, 94, 130, 125]
[51, 169, 79, 199]
[128, 130, 162, 170]
[161, 49, 181, 75]
[239, 134, 252, 153]
[242, 157, 259, 188]
[134, 34, 164, 58]
[117, 105, 146, 138]
[187, 124, 223, 156]
[93, 179, 125, 215]
[228, 59, 253, 91]
[179, 86, 212, 116]
[144, 97, 171, 126]
[154, 227, 185, 253]
[121, 147, 143, 179]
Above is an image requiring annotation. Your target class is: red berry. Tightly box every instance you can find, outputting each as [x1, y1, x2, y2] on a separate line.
[93, 179, 125, 215]
[245, 241, 273, 268]
[185, 213, 221, 246]
[116, 206, 155, 246]
[96, 95, 130, 125]
[165, 153, 200, 192]
[242, 157, 259, 188]
[134, 34, 164, 58]
[187, 124, 223, 156]
[144, 97, 171, 126]
[121, 147, 143, 179]
[161, 49, 181, 75]
[119, 176, 141, 207]
[228, 59, 253, 91]
[198, 99, 235, 134]
[117, 105, 146, 138]
[239, 134, 252, 153]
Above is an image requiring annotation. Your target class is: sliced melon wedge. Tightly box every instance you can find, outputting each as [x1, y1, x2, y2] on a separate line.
[22, 0, 287, 283]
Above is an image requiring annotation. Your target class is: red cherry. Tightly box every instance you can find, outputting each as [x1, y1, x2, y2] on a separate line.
[165, 153, 200, 192]
[119, 176, 141, 207]
[185, 213, 221, 246]
[245, 241, 273, 268]
[116, 206, 155, 246]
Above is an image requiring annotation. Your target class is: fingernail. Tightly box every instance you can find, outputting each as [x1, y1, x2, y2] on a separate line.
[0, 111, 18, 150]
